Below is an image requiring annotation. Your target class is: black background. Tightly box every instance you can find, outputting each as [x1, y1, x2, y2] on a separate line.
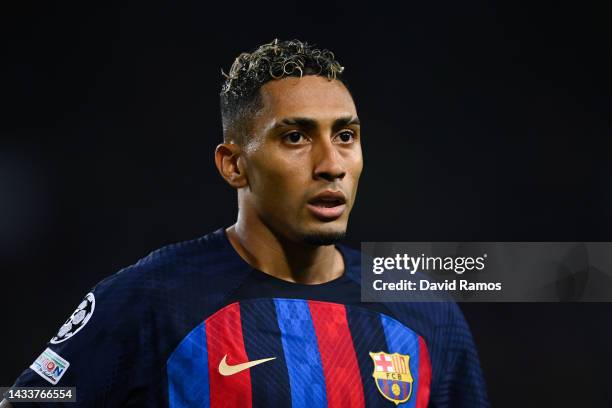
[2, 1, 611, 406]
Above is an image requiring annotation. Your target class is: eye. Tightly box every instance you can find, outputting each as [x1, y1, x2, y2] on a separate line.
[283, 131, 308, 145]
[334, 130, 355, 144]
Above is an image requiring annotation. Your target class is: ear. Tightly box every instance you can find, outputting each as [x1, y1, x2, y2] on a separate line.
[215, 143, 248, 188]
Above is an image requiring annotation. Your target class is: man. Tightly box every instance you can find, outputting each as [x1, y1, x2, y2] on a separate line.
[3, 39, 488, 407]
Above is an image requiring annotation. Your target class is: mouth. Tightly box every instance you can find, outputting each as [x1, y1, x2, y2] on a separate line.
[306, 191, 347, 221]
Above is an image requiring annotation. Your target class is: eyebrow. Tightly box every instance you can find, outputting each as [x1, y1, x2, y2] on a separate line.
[272, 116, 360, 132]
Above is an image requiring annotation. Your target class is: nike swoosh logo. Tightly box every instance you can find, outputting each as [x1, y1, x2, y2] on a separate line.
[218, 354, 276, 376]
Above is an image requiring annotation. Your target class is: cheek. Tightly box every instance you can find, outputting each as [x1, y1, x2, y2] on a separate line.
[346, 149, 364, 184]
[248, 155, 307, 204]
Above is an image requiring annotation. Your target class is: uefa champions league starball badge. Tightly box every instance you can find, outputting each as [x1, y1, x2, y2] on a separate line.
[50, 292, 95, 344]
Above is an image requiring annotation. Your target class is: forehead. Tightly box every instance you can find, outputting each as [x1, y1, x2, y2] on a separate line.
[258, 76, 356, 120]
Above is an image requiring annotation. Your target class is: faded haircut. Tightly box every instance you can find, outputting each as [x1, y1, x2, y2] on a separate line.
[220, 39, 347, 144]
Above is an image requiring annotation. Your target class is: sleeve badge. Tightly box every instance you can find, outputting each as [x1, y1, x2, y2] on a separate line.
[50, 292, 95, 344]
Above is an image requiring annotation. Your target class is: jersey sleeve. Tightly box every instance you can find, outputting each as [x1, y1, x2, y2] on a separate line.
[429, 302, 490, 408]
[10, 265, 153, 406]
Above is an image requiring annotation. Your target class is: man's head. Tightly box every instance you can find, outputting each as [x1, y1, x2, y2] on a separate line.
[215, 39, 362, 246]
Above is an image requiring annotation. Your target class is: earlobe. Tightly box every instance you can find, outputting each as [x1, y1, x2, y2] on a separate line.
[214, 143, 248, 188]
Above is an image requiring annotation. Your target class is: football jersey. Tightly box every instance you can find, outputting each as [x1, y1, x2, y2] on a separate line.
[12, 228, 489, 407]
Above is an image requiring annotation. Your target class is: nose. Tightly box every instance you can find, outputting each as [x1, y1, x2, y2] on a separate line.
[313, 138, 346, 182]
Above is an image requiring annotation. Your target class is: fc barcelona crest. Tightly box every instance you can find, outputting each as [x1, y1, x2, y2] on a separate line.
[369, 351, 413, 405]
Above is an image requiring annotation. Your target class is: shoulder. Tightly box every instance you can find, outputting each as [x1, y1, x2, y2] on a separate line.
[337, 242, 361, 283]
[45, 228, 251, 347]
[338, 243, 466, 329]
[98, 228, 250, 297]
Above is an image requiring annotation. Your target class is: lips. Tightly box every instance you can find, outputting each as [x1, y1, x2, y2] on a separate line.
[307, 191, 347, 221]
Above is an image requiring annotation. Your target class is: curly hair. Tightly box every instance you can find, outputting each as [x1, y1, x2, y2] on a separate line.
[220, 39, 348, 144]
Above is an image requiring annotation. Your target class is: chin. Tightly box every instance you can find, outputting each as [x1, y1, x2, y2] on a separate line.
[299, 224, 347, 246]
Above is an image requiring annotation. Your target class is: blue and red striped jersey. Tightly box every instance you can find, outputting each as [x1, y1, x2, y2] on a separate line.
[12, 228, 489, 407]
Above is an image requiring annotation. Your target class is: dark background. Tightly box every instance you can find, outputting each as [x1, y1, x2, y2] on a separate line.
[2, 1, 611, 406]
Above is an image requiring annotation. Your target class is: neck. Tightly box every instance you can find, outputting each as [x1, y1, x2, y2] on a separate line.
[226, 212, 344, 285]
